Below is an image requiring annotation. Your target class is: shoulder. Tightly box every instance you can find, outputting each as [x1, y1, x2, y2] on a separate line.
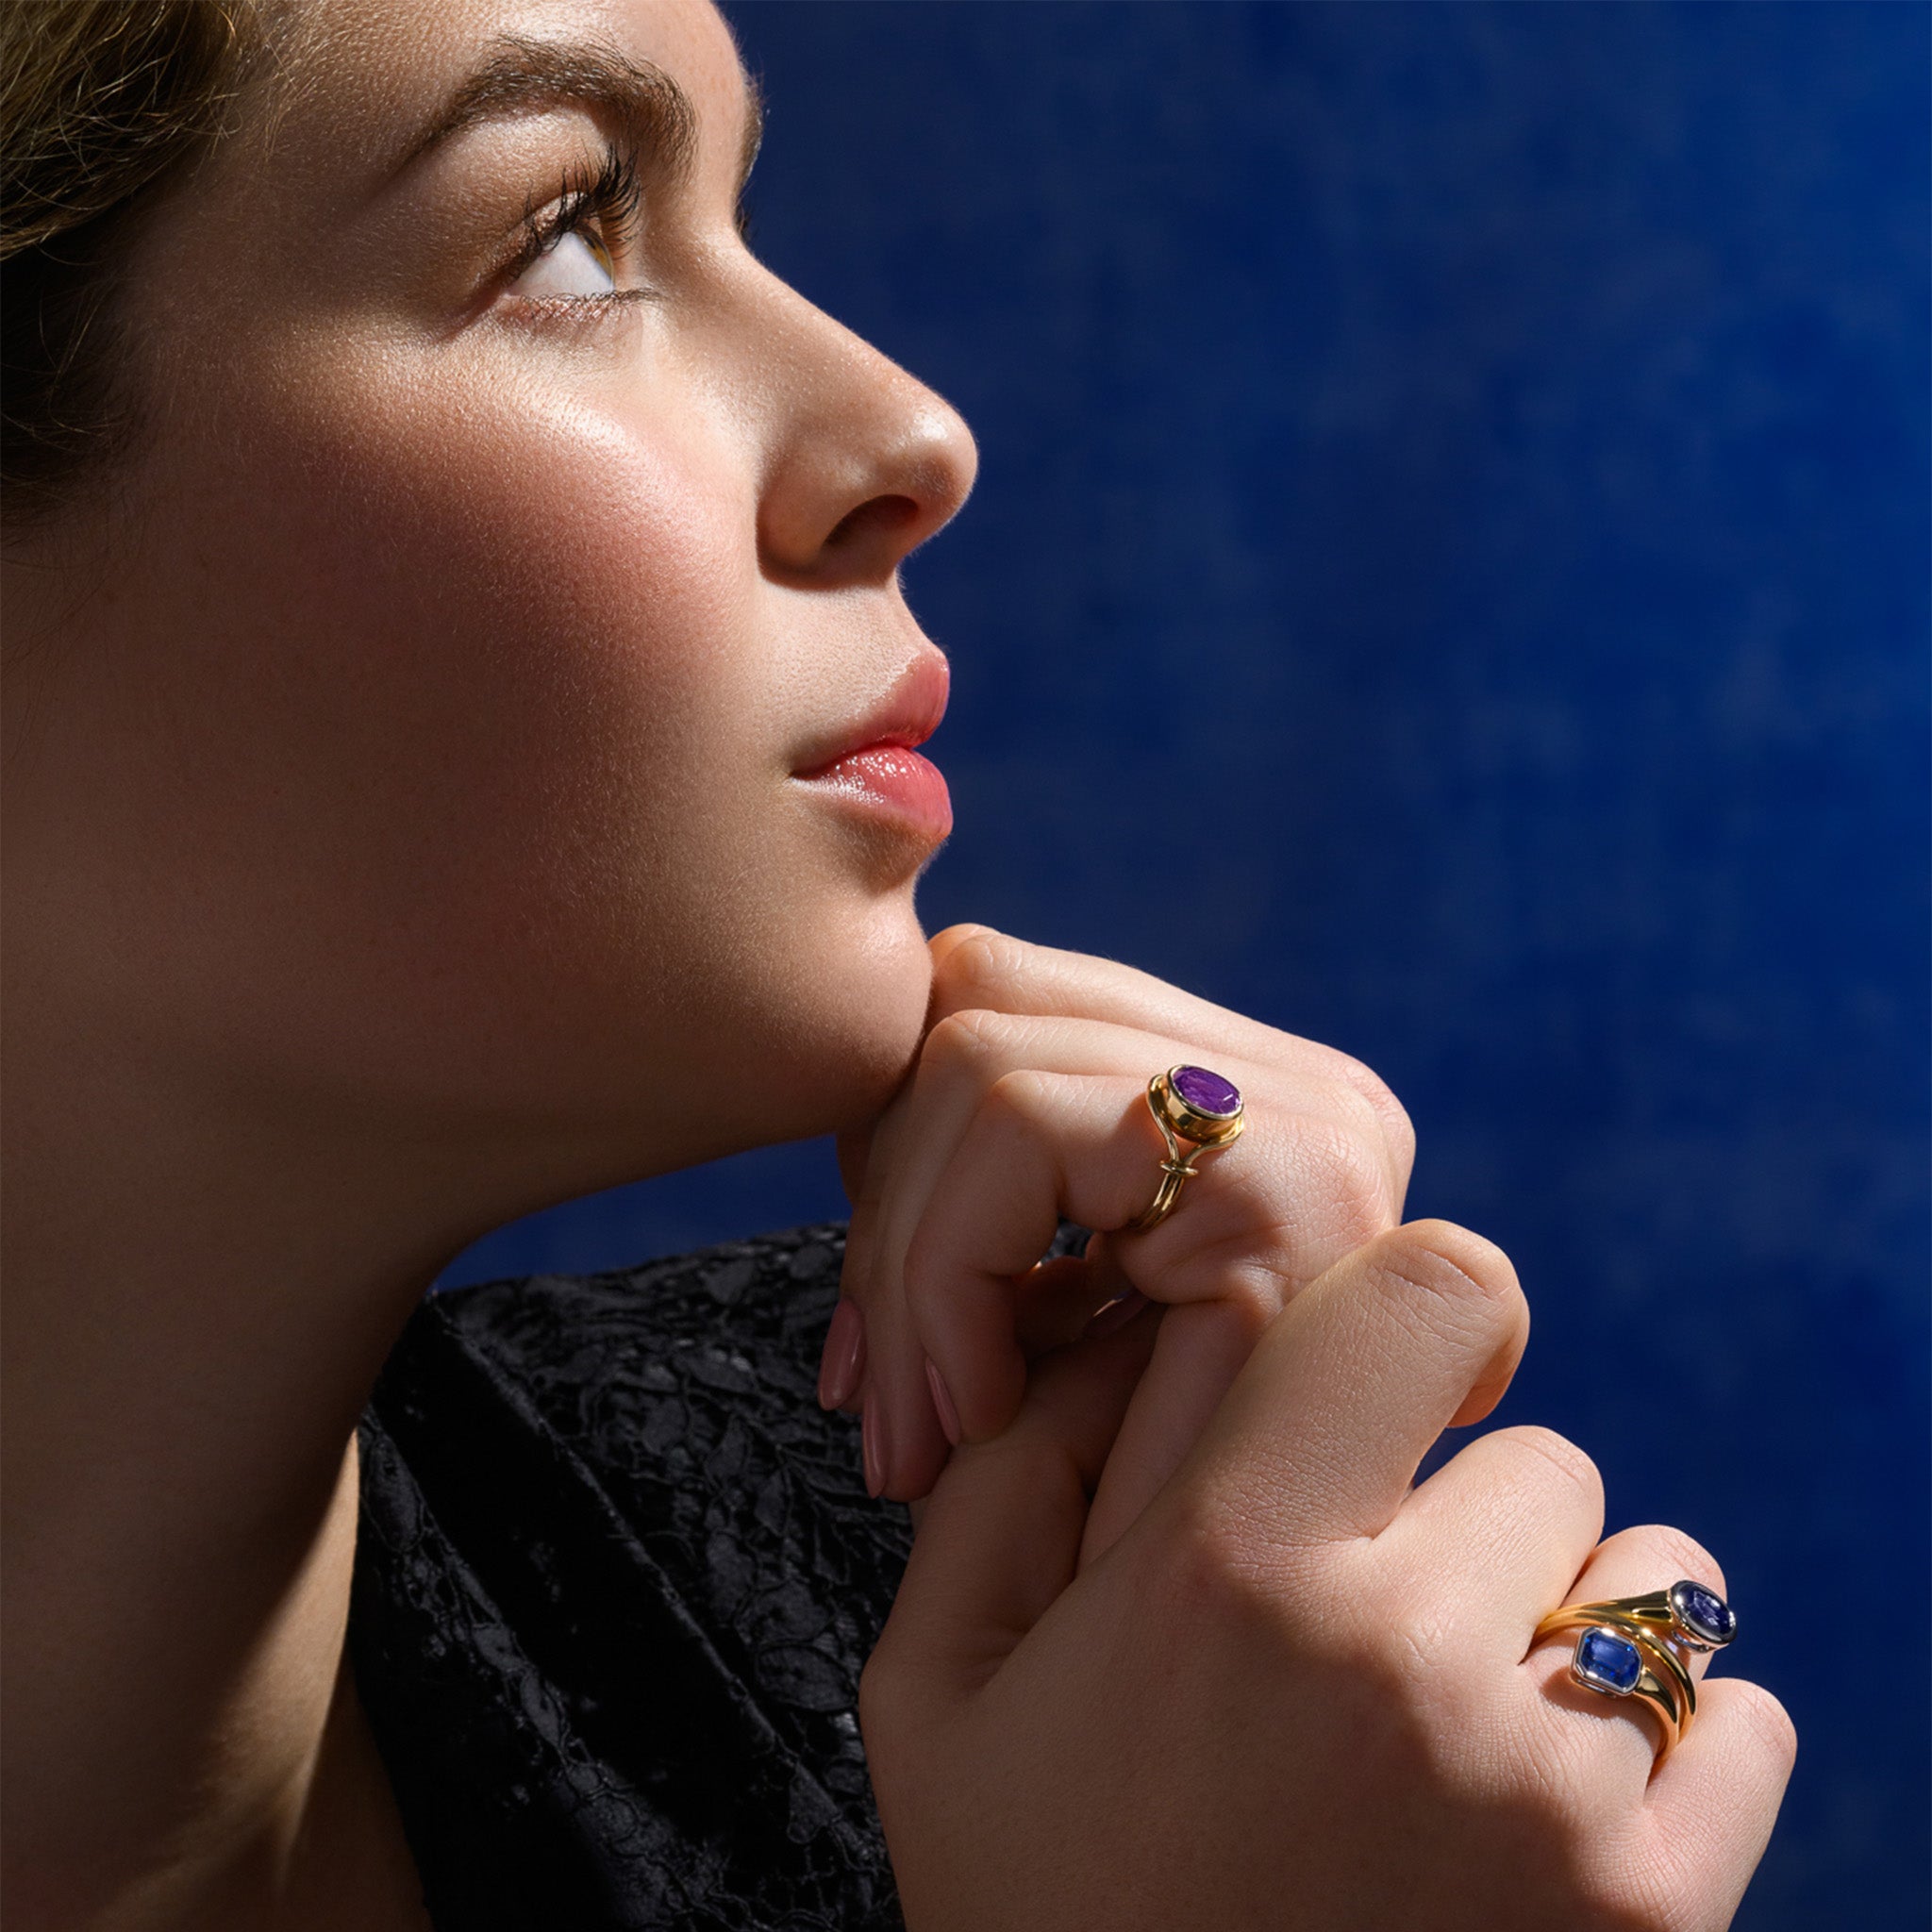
[353, 1224, 910, 1932]
[396, 1220, 861, 1483]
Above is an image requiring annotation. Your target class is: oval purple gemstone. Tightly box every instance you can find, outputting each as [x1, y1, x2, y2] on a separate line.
[1574, 1626, 1643, 1696]
[1670, 1580, 1737, 1647]
[1171, 1064, 1241, 1118]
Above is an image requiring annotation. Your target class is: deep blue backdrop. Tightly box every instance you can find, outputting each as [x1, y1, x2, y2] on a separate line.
[441, 6, 1929, 1922]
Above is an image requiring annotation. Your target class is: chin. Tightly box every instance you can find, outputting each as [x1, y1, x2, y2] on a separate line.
[739, 891, 937, 1144]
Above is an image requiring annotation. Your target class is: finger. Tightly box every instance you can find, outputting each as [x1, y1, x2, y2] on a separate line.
[874, 1308, 1162, 1709]
[833, 1118, 874, 1204]
[903, 1070, 1172, 1436]
[1522, 1524, 1732, 1790]
[900, 1066, 1359, 1453]
[1012, 1253, 1122, 1357]
[1383, 1425, 1607, 1645]
[837, 1115, 954, 1492]
[928, 924, 1414, 1198]
[869, 1014, 1370, 1492]
[906, 1064, 1362, 1441]
[844, 1011, 1135, 1491]
[852, 1159, 953, 1497]
[1642, 1677, 1795, 1919]
[877, 1008, 1380, 1304]
[1077, 1294, 1269, 1568]
[1177, 1221, 1531, 1550]
[824, 1157, 951, 1496]
[1540, 1524, 1730, 1686]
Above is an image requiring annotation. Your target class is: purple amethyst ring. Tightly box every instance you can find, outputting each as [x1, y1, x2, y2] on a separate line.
[1125, 1064, 1246, 1233]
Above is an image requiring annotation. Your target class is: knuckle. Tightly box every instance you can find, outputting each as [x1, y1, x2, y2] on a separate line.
[1490, 1425, 1604, 1512]
[1208, 1265, 1293, 1336]
[1372, 1219, 1524, 1326]
[1622, 1524, 1726, 1603]
[920, 1006, 1008, 1077]
[1326, 1049, 1418, 1165]
[982, 1064, 1057, 1131]
[1158, 1490, 1291, 1632]
[931, 924, 1029, 1005]
[1284, 1114, 1399, 1240]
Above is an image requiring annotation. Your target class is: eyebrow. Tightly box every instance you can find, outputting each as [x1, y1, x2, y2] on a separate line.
[397, 34, 764, 206]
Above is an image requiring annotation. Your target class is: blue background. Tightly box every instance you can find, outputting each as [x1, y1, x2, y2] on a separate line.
[441, 5, 1929, 1923]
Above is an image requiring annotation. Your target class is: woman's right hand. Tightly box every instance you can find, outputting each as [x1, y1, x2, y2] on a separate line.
[861, 1219, 1794, 1931]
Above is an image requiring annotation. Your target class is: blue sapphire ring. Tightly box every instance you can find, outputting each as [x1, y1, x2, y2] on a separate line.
[1531, 1579, 1737, 1764]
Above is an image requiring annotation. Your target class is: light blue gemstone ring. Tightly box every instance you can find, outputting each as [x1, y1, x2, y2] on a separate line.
[1532, 1579, 1738, 1764]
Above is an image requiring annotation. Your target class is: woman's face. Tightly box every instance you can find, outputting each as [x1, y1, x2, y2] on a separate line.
[8, 0, 977, 1195]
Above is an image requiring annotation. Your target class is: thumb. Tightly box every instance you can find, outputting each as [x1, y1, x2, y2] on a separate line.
[874, 1303, 1160, 1704]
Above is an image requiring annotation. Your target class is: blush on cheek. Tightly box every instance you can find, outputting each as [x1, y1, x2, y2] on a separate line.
[233, 357, 747, 893]
[125, 343, 787, 1104]
[104, 321, 939, 1158]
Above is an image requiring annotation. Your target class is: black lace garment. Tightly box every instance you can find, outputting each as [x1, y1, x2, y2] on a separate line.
[349, 1223, 913, 1932]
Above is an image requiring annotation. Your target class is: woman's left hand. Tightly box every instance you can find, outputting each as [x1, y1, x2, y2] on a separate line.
[822, 924, 1430, 1549]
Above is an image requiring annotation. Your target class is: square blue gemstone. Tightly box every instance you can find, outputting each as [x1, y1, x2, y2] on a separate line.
[1574, 1626, 1642, 1696]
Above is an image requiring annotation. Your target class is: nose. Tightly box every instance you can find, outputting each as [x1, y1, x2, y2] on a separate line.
[750, 279, 979, 587]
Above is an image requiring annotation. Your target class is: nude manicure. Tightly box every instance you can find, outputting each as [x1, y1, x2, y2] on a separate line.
[925, 1357, 962, 1446]
[861, 1396, 889, 1498]
[1085, 1290, 1150, 1341]
[818, 1298, 866, 1410]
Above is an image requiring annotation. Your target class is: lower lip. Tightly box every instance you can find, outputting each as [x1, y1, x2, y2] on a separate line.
[798, 743, 953, 842]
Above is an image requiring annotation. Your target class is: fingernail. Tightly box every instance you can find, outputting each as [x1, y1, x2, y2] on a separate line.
[1085, 1290, 1150, 1340]
[925, 1357, 962, 1446]
[861, 1396, 890, 1498]
[818, 1299, 866, 1410]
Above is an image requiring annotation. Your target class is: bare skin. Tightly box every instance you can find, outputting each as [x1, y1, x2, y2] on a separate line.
[5, 0, 972, 1923]
[1, 2, 1792, 1927]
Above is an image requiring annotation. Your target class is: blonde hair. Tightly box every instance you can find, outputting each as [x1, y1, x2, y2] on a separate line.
[2, 0, 254, 526]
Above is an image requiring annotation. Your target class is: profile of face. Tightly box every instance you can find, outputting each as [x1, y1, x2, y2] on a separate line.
[6, 0, 978, 1211]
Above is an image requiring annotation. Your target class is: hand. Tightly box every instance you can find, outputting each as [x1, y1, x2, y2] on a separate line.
[822, 924, 1417, 1549]
[862, 1221, 1795, 1932]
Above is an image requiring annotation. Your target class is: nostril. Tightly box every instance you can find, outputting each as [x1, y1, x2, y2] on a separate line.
[824, 494, 920, 550]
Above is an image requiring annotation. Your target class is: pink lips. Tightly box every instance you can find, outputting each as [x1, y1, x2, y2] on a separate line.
[796, 652, 953, 843]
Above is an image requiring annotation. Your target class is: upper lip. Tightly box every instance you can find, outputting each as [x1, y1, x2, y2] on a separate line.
[796, 648, 951, 775]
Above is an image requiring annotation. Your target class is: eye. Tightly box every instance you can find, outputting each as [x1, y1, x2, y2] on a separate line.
[510, 225, 617, 301]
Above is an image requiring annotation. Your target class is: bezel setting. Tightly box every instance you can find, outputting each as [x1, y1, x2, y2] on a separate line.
[1155, 1065, 1245, 1146]
[1667, 1579, 1737, 1652]
[1572, 1625, 1644, 1697]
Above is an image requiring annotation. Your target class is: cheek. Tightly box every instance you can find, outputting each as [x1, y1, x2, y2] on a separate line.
[201, 358, 751, 880]
[122, 358, 791, 1088]
[96, 334, 936, 1150]
[253, 369, 744, 864]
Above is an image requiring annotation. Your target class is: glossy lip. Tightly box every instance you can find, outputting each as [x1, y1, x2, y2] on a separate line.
[793, 649, 951, 775]
[793, 649, 954, 845]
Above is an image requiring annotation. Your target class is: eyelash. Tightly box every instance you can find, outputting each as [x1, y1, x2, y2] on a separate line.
[505, 143, 648, 302]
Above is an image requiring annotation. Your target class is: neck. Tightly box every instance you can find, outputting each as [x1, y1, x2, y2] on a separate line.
[0, 1011, 570, 1925]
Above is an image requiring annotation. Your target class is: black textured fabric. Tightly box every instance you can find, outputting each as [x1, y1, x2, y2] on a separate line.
[349, 1222, 913, 1932]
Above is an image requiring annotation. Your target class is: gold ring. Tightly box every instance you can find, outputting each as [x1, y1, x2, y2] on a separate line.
[1531, 1580, 1737, 1765]
[1126, 1065, 1245, 1233]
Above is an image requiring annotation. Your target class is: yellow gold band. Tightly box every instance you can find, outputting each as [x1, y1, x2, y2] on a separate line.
[1533, 1606, 1699, 1731]
[1126, 1067, 1245, 1234]
[1530, 1576, 1739, 1768]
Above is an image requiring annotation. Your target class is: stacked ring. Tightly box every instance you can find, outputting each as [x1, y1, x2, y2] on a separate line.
[1531, 1579, 1738, 1764]
[1126, 1065, 1245, 1233]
